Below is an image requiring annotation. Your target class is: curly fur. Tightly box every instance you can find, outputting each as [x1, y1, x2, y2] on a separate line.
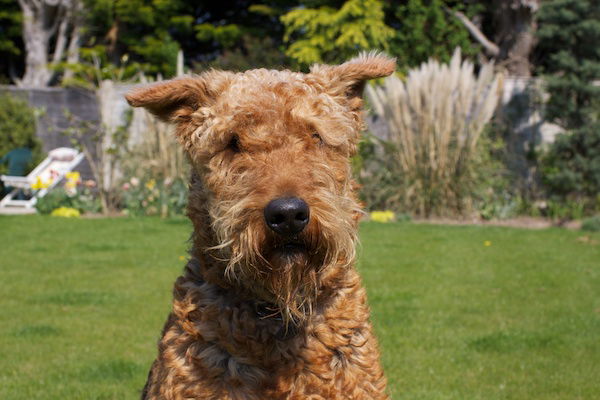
[126, 53, 395, 400]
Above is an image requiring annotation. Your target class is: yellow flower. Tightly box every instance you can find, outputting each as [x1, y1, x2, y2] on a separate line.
[31, 177, 43, 190]
[31, 177, 52, 190]
[178, 255, 186, 261]
[370, 210, 395, 223]
[484, 240, 492, 247]
[65, 180, 77, 190]
[65, 171, 80, 182]
[50, 207, 81, 218]
[145, 179, 156, 190]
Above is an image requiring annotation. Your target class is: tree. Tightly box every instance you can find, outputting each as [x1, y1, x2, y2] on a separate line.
[387, 0, 479, 70]
[17, 0, 83, 87]
[0, 0, 23, 82]
[447, 0, 540, 76]
[537, 0, 600, 128]
[80, 0, 193, 78]
[537, 0, 600, 212]
[281, 0, 394, 66]
[190, 1, 296, 71]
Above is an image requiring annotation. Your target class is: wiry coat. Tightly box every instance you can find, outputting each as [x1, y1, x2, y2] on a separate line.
[126, 54, 396, 400]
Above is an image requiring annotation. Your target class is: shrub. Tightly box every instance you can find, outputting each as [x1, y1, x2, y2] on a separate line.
[35, 187, 101, 215]
[581, 215, 600, 232]
[364, 49, 501, 217]
[35, 174, 101, 215]
[540, 124, 600, 214]
[537, 0, 600, 216]
[121, 177, 187, 217]
[0, 93, 43, 175]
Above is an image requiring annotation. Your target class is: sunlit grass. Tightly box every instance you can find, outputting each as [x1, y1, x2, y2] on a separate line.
[1, 216, 599, 399]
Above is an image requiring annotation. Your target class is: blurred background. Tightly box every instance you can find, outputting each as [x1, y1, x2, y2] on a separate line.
[1, 1, 599, 399]
[1, 0, 598, 222]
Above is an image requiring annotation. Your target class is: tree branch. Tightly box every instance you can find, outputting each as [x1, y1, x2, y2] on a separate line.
[51, 12, 69, 64]
[46, 3, 66, 37]
[444, 7, 500, 57]
[19, 0, 41, 10]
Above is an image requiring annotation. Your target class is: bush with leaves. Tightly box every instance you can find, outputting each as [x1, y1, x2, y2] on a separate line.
[388, 0, 479, 70]
[121, 177, 187, 217]
[581, 215, 600, 232]
[0, 93, 43, 176]
[540, 123, 600, 215]
[281, 0, 394, 67]
[35, 185, 101, 215]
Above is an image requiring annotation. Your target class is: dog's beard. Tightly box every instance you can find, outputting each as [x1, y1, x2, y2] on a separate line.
[210, 205, 358, 326]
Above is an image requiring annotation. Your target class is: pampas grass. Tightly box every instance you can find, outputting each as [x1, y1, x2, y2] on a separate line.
[365, 48, 500, 216]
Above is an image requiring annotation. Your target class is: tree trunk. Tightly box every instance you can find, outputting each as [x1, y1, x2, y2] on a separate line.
[492, 0, 539, 77]
[19, 1, 52, 87]
[63, 1, 82, 82]
[17, 0, 79, 87]
[449, 0, 539, 77]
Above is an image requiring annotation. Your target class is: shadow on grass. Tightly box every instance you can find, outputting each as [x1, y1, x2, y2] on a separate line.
[468, 331, 563, 353]
[32, 291, 121, 306]
[12, 324, 63, 338]
[78, 359, 144, 382]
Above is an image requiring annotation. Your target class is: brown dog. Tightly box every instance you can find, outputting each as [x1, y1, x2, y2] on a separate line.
[126, 53, 395, 400]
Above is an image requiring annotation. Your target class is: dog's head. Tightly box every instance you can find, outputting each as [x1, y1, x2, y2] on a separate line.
[126, 54, 395, 323]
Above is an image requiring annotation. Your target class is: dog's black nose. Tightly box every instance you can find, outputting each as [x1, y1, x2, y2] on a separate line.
[264, 197, 310, 236]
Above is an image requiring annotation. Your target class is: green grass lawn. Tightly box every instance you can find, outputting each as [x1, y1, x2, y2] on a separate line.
[1, 216, 599, 399]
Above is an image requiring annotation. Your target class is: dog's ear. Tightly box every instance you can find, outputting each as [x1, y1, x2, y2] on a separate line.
[310, 52, 396, 104]
[125, 72, 230, 122]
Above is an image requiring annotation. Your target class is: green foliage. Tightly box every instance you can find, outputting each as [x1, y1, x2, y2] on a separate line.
[81, 0, 193, 78]
[540, 123, 600, 213]
[196, 35, 289, 72]
[581, 215, 600, 232]
[0, 0, 21, 56]
[537, 0, 600, 129]
[190, 1, 296, 72]
[281, 0, 394, 66]
[121, 177, 188, 217]
[0, 0, 22, 82]
[195, 23, 244, 49]
[35, 187, 101, 215]
[58, 46, 143, 89]
[388, 0, 479, 69]
[537, 0, 600, 215]
[0, 94, 43, 175]
[131, 33, 180, 77]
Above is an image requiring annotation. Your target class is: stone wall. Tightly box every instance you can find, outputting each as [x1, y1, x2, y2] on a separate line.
[0, 86, 99, 180]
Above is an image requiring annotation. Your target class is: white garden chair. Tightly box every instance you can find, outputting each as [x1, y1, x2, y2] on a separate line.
[0, 147, 84, 212]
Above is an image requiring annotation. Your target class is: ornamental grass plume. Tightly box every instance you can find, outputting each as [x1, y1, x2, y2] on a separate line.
[365, 48, 500, 216]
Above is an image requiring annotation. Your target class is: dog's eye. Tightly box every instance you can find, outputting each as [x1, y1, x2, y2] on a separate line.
[227, 135, 240, 153]
[312, 132, 323, 145]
